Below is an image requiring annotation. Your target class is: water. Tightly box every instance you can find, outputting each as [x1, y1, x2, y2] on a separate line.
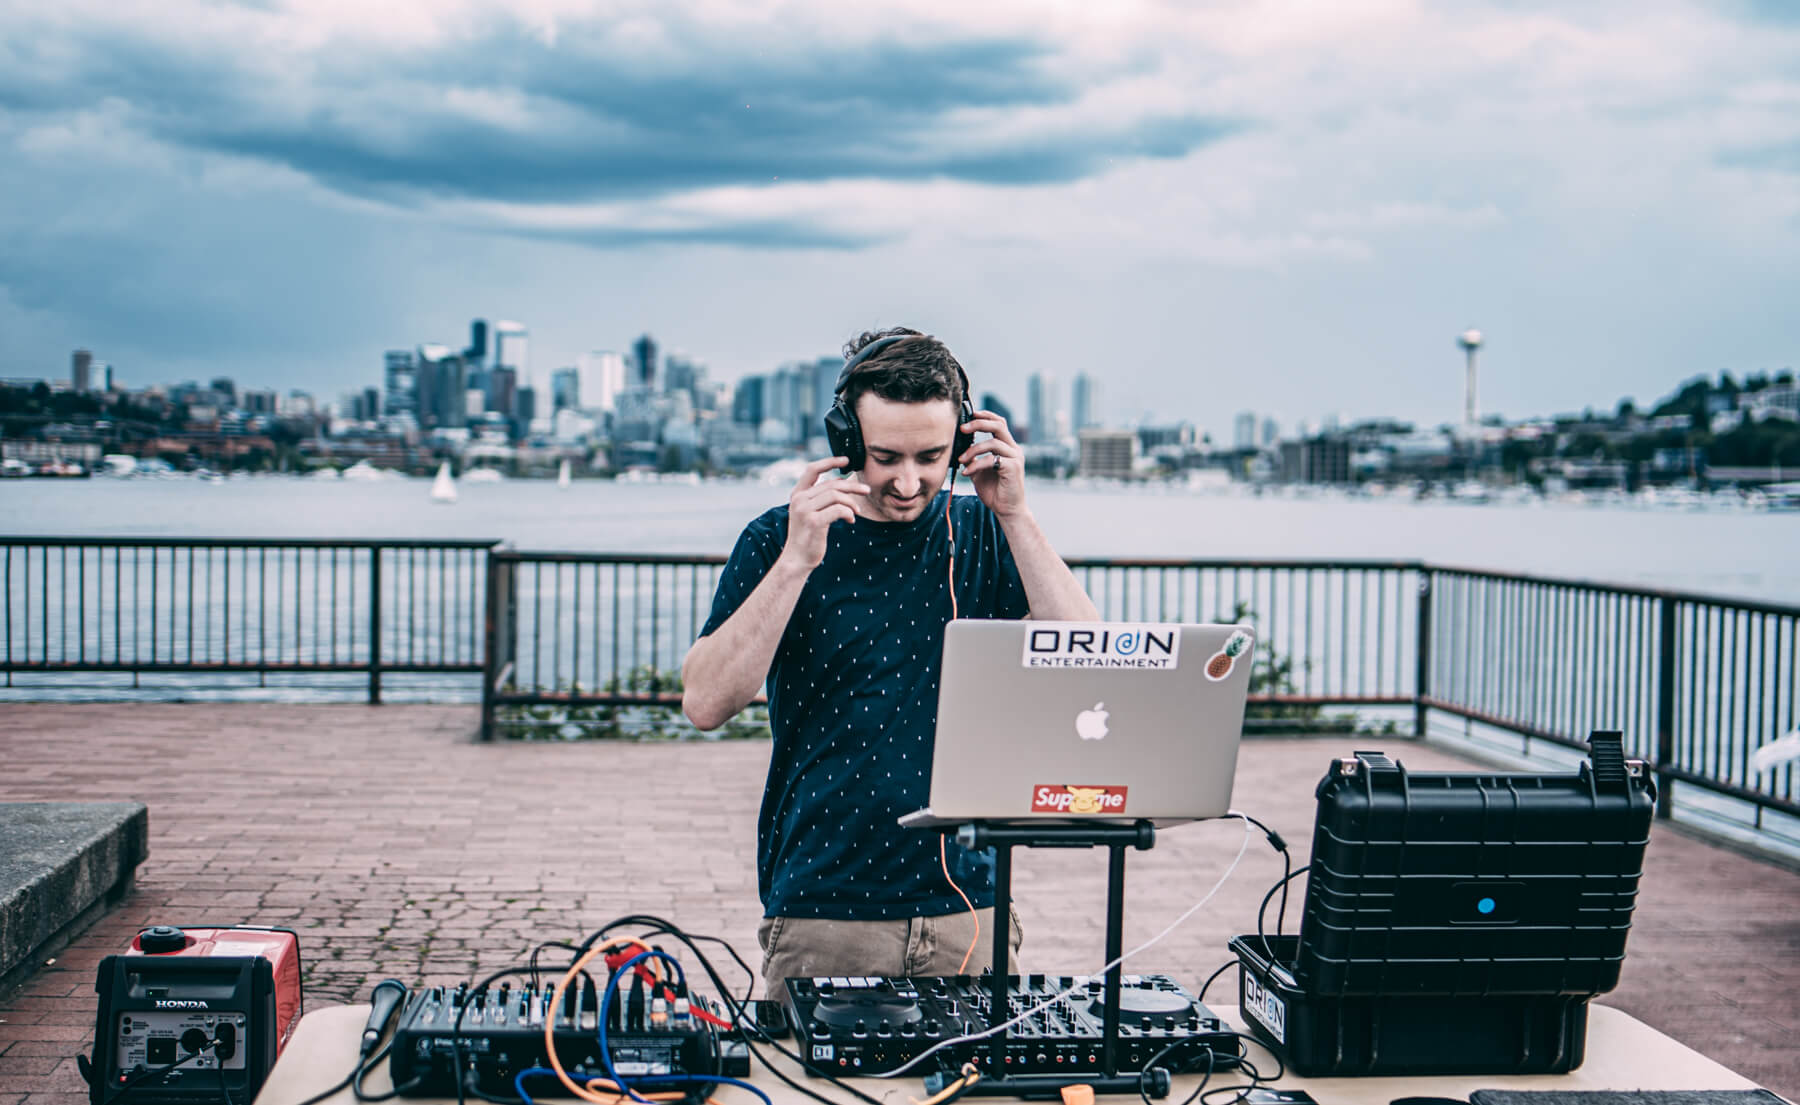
[5, 475, 1798, 604]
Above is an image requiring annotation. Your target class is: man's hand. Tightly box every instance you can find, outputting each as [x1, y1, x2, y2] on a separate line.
[781, 456, 870, 569]
[958, 410, 1027, 520]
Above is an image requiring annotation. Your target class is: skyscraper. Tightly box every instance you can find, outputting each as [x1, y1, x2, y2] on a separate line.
[465, 320, 489, 367]
[415, 344, 465, 429]
[487, 365, 517, 416]
[552, 367, 581, 413]
[664, 353, 703, 400]
[633, 334, 658, 390]
[581, 351, 626, 412]
[1027, 373, 1059, 445]
[1233, 412, 1257, 451]
[1070, 372, 1097, 432]
[733, 376, 765, 427]
[493, 321, 528, 379]
[71, 350, 92, 393]
[384, 351, 417, 419]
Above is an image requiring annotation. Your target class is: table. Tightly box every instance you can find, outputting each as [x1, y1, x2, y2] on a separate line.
[255, 1004, 1761, 1105]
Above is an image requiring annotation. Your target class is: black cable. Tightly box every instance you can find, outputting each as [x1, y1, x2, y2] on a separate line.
[292, 1067, 359, 1105]
[1139, 1037, 1219, 1105]
[109, 1035, 236, 1104]
[1255, 866, 1311, 964]
[1187, 1031, 1285, 1105]
[590, 915, 883, 1105]
[1195, 960, 1235, 1004]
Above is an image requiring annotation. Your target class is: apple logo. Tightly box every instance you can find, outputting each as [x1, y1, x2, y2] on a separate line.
[1076, 702, 1109, 741]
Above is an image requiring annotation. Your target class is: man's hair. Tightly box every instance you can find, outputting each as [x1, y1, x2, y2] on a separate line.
[840, 327, 967, 412]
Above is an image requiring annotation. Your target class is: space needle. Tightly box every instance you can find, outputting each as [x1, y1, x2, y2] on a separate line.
[1458, 328, 1483, 430]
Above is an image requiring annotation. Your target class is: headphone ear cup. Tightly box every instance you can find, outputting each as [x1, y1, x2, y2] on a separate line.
[823, 398, 865, 471]
[953, 399, 976, 468]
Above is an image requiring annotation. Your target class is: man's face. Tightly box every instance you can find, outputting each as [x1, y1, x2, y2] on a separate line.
[853, 394, 958, 523]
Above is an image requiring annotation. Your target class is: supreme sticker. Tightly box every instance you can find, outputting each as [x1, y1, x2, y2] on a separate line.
[1032, 785, 1129, 815]
[1022, 623, 1180, 670]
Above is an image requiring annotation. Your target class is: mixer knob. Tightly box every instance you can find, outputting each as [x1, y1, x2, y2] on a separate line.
[924, 1021, 942, 1038]
[1163, 1016, 1177, 1031]
[900, 1024, 917, 1037]
[851, 1019, 868, 1038]
[875, 1023, 892, 1037]
[811, 1023, 831, 1040]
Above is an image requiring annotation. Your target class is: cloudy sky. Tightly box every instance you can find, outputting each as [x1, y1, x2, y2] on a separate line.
[2, 0, 1797, 439]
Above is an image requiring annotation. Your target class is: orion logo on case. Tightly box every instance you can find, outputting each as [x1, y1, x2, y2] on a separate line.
[1241, 975, 1286, 1045]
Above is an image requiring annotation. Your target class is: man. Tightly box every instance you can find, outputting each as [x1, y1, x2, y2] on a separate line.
[681, 327, 1098, 993]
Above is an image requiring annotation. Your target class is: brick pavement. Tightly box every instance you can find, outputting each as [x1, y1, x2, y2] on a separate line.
[0, 704, 1794, 1102]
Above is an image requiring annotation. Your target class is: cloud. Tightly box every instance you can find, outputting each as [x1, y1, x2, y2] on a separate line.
[0, 6, 1237, 219]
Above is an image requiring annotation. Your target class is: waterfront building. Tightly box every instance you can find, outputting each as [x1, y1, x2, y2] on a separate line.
[71, 350, 93, 393]
[1078, 429, 1136, 479]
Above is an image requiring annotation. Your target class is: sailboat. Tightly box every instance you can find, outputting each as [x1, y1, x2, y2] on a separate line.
[557, 458, 572, 489]
[430, 460, 457, 504]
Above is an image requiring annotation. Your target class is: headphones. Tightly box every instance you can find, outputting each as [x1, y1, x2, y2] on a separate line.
[822, 334, 976, 472]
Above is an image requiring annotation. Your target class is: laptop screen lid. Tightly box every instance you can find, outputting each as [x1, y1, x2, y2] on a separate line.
[900, 621, 1255, 827]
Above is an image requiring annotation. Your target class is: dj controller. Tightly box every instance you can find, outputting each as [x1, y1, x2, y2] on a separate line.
[784, 973, 1233, 1076]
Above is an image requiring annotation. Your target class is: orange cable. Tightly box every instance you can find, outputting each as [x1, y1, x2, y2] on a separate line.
[945, 467, 958, 620]
[940, 835, 980, 975]
[545, 939, 686, 1105]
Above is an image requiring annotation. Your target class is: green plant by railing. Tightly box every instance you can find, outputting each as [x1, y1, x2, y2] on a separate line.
[495, 664, 769, 741]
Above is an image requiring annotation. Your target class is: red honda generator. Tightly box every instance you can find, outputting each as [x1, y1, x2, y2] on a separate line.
[83, 925, 302, 1105]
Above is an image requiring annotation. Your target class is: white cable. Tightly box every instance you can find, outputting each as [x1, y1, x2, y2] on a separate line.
[873, 811, 1258, 1079]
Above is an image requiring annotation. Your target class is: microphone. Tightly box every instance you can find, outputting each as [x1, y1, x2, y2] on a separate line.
[362, 979, 408, 1055]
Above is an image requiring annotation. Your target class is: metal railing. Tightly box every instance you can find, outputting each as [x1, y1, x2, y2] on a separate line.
[1421, 566, 1799, 822]
[1, 538, 498, 701]
[5, 537, 1794, 835]
[478, 554, 1425, 739]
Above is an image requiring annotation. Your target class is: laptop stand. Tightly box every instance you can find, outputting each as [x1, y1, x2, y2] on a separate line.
[926, 819, 1175, 1100]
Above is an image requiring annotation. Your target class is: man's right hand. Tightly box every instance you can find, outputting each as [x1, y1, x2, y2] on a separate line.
[782, 456, 869, 569]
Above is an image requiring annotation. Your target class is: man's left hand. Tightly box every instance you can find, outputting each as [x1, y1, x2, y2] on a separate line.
[958, 410, 1027, 520]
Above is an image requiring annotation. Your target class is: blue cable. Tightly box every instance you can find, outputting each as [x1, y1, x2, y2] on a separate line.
[597, 950, 688, 1105]
[512, 1068, 775, 1105]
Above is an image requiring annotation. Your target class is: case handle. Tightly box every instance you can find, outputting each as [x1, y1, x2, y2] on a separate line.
[1586, 729, 1629, 793]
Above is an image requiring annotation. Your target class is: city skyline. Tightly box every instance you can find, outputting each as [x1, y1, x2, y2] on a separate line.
[2, 2, 1798, 444]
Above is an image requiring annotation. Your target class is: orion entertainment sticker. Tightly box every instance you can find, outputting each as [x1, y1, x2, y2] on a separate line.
[1022, 623, 1181, 670]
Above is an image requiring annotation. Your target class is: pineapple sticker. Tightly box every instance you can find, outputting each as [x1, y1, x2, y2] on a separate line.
[1205, 629, 1252, 682]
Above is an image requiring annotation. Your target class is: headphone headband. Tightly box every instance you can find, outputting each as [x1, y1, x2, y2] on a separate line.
[834, 334, 971, 406]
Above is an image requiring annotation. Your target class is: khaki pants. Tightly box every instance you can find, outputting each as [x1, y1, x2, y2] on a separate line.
[758, 906, 1024, 996]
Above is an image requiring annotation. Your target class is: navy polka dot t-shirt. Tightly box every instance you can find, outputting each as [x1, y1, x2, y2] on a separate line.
[701, 489, 1030, 920]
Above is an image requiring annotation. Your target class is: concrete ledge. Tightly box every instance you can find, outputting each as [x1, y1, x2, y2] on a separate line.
[0, 801, 148, 994]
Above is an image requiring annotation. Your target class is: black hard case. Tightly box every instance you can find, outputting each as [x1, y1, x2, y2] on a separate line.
[1234, 732, 1655, 1077]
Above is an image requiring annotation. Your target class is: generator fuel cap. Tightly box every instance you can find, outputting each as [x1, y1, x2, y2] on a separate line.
[138, 926, 186, 953]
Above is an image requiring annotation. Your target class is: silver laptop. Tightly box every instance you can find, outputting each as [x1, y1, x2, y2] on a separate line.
[898, 621, 1256, 828]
